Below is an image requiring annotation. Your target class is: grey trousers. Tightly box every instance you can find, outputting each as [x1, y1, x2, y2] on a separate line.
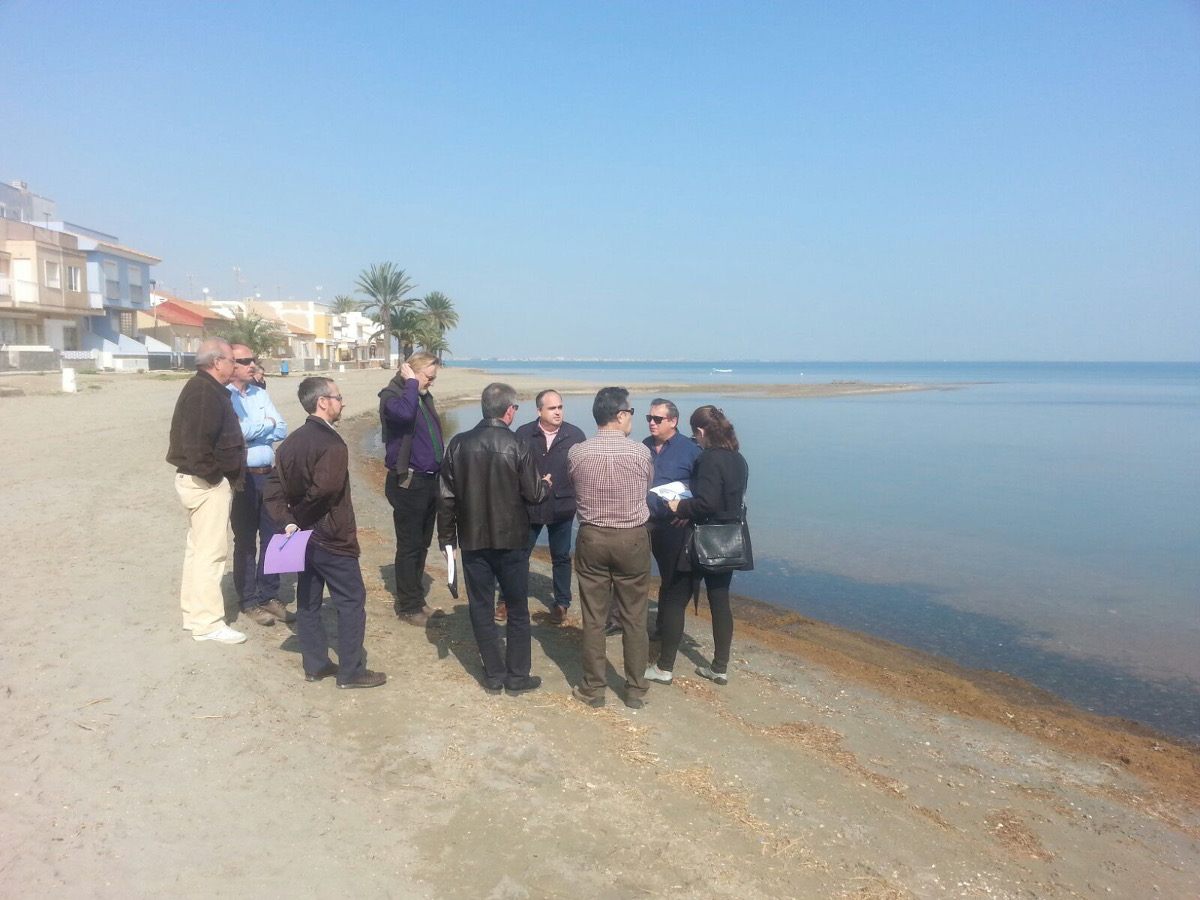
[574, 524, 651, 700]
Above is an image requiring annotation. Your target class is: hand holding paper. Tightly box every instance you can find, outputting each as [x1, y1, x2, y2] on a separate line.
[650, 481, 693, 501]
[264, 529, 313, 574]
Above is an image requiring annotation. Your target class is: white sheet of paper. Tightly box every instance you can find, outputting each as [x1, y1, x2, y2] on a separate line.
[650, 481, 693, 501]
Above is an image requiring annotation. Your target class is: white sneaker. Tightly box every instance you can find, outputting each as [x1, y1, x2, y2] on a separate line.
[695, 665, 728, 685]
[193, 625, 247, 644]
[645, 664, 673, 684]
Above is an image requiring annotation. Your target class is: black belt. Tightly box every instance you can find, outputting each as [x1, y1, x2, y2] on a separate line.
[247, 465, 273, 475]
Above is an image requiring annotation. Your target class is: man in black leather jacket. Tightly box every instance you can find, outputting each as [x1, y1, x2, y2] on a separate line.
[438, 383, 551, 694]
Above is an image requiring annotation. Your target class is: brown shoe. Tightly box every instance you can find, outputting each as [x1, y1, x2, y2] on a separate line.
[337, 670, 387, 689]
[305, 662, 338, 682]
[262, 599, 296, 624]
[494, 601, 508, 625]
[242, 605, 276, 626]
[400, 612, 431, 627]
[550, 605, 567, 625]
[421, 604, 446, 619]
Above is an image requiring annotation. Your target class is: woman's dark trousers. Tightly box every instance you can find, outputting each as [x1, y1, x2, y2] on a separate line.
[655, 570, 734, 674]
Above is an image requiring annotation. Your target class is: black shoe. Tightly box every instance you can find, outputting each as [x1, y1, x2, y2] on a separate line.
[483, 678, 504, 695]
[571, 685, 605, 708]
[604, 622, 624, 637]
[624, 695, 646, 710]
[505, 675, 542, 695]
[304, 663, 338, 682]
[337, 670, 387, 689]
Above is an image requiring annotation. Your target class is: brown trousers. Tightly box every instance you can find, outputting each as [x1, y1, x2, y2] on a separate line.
[574, 523, 651, 699]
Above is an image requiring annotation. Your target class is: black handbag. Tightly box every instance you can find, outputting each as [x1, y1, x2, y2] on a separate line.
[689, 505, 752, 573]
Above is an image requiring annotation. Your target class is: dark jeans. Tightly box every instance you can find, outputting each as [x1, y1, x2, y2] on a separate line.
[656, 570, 734, 675]
[462, 548, 532, 686]
[230, 471, 281, 609]
[502, 519, 574, 608]
[297, 545, 367, 684]
[385, 469, 439, 615]
[649, 519, 690, 631]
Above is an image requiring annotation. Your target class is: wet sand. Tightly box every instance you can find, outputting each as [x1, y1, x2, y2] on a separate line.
[1, 366, 1196, 898]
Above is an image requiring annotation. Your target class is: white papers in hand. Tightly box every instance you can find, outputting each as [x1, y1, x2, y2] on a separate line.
[444, 545, 458, 598]
[650, 481, 692, 501]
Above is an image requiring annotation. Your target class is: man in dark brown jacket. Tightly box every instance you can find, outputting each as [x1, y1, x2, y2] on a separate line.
[166, 338, 248, 645]
[265, 377, 386, 689]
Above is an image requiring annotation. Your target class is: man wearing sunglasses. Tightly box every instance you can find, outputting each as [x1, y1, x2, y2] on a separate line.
[566, 387, 654, 709]
[227, 344, 292, 627]
[637, 398, 701, 641]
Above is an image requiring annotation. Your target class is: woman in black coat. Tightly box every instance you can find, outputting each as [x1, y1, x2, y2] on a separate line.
[648, 405, 749, 686]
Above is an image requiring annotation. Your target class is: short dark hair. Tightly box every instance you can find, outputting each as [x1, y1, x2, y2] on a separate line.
[535, 389, 561, 409]
[482, 382, 518, 418]
[649, 398, 679, 421]
[298, 376, 335, 414]
[592, 386, 629, 426]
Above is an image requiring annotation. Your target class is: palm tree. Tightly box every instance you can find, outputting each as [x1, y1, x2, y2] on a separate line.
[330, 294, 360, 315]
[418, 291, 459, 363]
[420, 291, 459, 333]
[371, 306, 424, 360]
[418, 328, 452, 361]
[218, 311, 285, 357]
[355, 263, 417, 367]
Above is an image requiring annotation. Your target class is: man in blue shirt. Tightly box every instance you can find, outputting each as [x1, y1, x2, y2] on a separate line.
[227, 345, 292, 626]
[607, 398, 701, 638]
[378, 351, 448, 626]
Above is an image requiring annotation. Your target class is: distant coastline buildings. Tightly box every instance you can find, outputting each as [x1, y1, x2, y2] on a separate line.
[1, 179, 383, 372]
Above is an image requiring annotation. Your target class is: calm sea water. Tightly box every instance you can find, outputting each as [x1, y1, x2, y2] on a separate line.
[440, 361, 1200, 740]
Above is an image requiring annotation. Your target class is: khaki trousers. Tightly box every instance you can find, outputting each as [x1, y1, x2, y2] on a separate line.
[174, 473, 232, 636]
[574, 524, 651, 700]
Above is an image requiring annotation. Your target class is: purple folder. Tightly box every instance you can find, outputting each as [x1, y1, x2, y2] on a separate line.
[263, 530, 314, 574]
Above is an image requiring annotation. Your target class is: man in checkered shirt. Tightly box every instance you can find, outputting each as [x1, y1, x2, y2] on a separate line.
[567, 386, 654, 709]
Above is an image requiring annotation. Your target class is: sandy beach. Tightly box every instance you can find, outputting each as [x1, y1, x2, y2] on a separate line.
[1, 366, 1197, 899]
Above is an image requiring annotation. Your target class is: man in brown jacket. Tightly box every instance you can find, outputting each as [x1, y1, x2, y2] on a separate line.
[166, 338, 247, 644]
[265, 377, 386, 689]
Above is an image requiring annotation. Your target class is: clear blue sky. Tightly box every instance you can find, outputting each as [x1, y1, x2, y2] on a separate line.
[3, 1, 1197, 360]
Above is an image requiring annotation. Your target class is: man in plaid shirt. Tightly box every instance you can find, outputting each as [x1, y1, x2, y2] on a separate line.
[567, 386, 654, 709]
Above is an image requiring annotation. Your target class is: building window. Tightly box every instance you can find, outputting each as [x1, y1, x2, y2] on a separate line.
[67, 266, 82, 292]
[128, 266, 144, 303]
[45, 259, 62, 289]
[103, 261, 120, 301]
[119, 311, 135, 336]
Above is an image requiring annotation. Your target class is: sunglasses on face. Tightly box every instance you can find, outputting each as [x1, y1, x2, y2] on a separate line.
[618, 407, 635, 416]
[233, 357, 256, 365]
[324, 395, 343, 403]
[646, 414, 671, 424]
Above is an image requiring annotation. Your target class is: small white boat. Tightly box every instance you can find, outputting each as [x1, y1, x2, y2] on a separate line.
[710, 367, 732, 374]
